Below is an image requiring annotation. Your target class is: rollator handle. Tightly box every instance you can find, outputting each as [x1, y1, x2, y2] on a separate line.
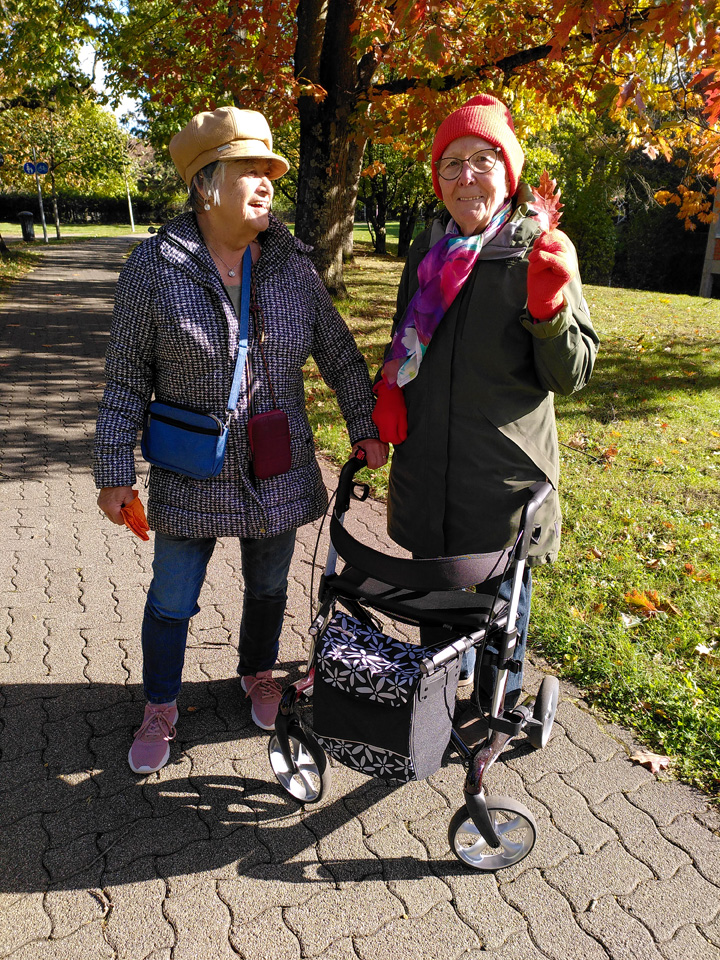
[516, 481, 553, 561]
[335, 450, 368, 517]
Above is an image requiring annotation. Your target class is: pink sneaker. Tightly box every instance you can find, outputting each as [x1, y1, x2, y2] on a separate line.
[128, 702, 178, 774]
[241, 670, 282, 731]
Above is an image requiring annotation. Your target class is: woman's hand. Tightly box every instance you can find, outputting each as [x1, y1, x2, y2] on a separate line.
[371, 380, 408, 445]
[97, 486, 136, 525]
[527, 230, 576, 321]
[352, 439, 389, 469]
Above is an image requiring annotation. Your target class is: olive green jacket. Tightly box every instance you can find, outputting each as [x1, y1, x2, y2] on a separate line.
[384, 189, 599, 564]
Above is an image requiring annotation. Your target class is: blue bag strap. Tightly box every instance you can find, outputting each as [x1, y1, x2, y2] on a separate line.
[225, 247, 252, 421]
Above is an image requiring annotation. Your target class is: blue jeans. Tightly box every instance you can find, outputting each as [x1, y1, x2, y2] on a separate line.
[418, 567, 532, 709]
[475, 568, 533, 710]
[141, 530, 297, 703]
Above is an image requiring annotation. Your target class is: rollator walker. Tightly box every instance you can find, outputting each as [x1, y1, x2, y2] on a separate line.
[268, 451, 559, 871]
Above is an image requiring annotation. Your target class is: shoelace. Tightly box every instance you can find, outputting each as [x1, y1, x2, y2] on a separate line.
[135, 709, 177, 742]
[244, 675, 281, 702]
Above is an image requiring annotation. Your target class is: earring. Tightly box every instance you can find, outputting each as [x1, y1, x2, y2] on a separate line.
[203, 201, 211, 211]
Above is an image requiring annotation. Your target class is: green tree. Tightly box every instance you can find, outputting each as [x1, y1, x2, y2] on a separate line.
[358, 141, 434, 256]
[0, 102, 133, 235]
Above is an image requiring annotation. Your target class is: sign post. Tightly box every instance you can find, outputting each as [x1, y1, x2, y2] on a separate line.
[31, 147, 49, 244]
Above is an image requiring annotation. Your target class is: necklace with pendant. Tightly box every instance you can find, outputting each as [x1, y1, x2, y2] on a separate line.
[207, 243, 244, 278]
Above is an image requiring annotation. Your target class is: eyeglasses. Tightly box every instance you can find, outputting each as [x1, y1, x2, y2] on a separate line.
[436, 148, 502, 181]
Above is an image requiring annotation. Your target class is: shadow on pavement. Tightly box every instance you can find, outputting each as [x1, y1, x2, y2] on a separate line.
[0, 678, 482, 893]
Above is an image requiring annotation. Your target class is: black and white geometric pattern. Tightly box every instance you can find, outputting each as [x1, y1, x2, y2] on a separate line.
[315, 735, 413, 780]
[93, 212, 377, 539]
[317, 613, 426, 706]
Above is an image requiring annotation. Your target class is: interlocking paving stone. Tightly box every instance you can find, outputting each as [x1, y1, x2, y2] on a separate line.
[7, 920, 116, 960]
[501, 868, 609, 960]
[593, 792, 692, 879]
[103, 878, 174, 958]
[505, 722, 591, 783]
[457, 928, 553, 959]
[443, 870, 525, 948]
[576, 894, 665, 960]
[627, 779, 712, 827]
[44, 886, 108, 940]
[230, 905, 302, 959]
[354, 900, 480, 960]
[659, 924, 720, 960]
[621, 863, 720, 942]
[163, 879, 237, 960]
[528, 771, 616, 854]
[660, 813, 720, 885]
[563, 755, 655, 805]
[545, 839, 653, 912]
[284, 881, 405, 955]
[0, 891, 52, 956]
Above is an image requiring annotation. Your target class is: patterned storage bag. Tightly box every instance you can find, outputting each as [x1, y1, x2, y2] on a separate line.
[312, 612, 461, 782]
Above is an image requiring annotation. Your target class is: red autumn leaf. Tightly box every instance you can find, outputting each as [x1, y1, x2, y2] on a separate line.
[531, 170, 564, 233]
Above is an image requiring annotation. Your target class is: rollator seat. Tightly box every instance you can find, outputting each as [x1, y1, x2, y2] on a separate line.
[325, 566, 509, 630]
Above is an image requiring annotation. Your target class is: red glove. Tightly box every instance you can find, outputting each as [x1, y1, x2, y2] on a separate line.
[372, 379, 407, 445]
[527, 230, 575, 321]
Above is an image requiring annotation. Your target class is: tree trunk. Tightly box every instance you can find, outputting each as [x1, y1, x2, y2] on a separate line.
[398, 198, 420, 258]
[342, 134, 366, 263]
[0, 233, 9, 256]
[294, 0, 364, 297]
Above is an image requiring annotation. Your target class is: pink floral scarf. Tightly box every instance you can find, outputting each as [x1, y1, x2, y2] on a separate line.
[381, 199, 513, 388]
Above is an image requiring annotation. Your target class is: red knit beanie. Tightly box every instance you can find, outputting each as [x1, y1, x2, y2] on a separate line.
[431, 93, 525, 199]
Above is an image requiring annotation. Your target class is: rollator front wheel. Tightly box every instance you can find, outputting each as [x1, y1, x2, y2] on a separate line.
[448, 796, 537, 871]
[268, 726, 331, 804]
[526, 675, 559, 749]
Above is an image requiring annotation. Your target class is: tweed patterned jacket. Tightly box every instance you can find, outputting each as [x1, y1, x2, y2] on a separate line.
[93, 212, 378, 539]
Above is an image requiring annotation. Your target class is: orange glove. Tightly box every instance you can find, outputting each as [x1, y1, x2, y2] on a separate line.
[372, 379, 408, 445]
[527, 230, 575, 321]
[120, 490, 150, 541]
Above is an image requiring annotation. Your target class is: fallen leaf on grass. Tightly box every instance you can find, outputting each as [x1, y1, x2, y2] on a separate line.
[566, 431, 588, 449]
[586, 547, 603, 560]
[683, 564, 712, 583]
[624, 589, 681, 617]
[695, 643, 719, 662]
[630, 751, 671, 775]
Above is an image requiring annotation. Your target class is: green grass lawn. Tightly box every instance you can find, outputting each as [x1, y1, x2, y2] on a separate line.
[308, 244, 720, 794]
[0, 221, 148, 241]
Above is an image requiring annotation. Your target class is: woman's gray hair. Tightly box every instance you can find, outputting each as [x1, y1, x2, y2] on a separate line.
[189, 160, 227, 212]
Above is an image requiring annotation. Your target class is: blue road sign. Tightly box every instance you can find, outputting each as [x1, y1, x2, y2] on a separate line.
[23, 161, 36, 175]
[36, 161, 49, 175]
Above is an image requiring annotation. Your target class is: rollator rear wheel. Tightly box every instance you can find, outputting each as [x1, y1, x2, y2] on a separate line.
[526, 675, 559, 749]
[268, 726, 331, 804]
[448, 796, 537, 871]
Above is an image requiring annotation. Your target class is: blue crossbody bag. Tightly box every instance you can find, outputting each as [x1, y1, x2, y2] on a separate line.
[140, 248, 251, 480]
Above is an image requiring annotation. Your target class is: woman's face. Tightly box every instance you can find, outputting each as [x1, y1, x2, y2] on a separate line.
[438, 135, 511, 236]
[214, 159, 274, 234]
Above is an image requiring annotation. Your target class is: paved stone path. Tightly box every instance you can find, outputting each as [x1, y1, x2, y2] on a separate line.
[1, 238, 719, 960]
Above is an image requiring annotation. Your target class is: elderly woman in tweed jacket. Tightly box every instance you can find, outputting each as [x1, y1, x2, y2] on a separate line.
[94, 106, 387, 774]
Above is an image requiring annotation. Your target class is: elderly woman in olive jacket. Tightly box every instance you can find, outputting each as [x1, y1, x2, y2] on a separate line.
[372, 94, 598, 707]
